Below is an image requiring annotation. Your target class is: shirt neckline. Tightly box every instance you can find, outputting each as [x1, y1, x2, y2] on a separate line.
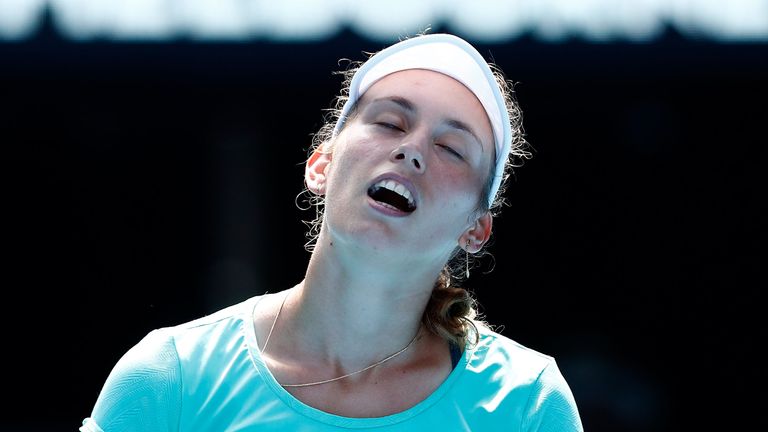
[242, 293, 471, 428]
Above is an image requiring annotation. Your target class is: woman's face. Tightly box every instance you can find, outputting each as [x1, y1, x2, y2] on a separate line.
[315, 69, 495, 267]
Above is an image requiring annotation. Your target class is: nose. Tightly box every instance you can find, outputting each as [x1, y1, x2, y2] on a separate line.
[390, 141, 426, 173]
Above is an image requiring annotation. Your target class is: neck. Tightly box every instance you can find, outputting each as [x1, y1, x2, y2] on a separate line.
[280, 230, 444, 371]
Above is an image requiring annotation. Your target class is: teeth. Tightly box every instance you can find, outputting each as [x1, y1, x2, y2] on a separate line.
[374, 179, 415, 207]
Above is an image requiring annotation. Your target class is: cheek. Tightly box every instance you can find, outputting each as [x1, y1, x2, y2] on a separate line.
[434, 167, 486, 209]
[335, 131, 380, 161]
[325, 136, 382, 190]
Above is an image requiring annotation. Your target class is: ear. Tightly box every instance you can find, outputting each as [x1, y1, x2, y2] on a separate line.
[305, 145, 332, 195]
[459, 212, 493, 253]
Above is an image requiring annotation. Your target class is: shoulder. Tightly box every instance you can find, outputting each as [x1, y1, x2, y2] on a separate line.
[173, 296, 257, 332]
[83, 295, 264, 432]
[100, 328, 183, 397]
[468, 326, 555, 382]
[459, 326, 584, 431]
[84, 328, 183, 431]
[167, 295, 261, 359]
[107, 296, 257, 372]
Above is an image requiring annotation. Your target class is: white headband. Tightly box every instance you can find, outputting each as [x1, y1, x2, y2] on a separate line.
[334, 33, 512, 207]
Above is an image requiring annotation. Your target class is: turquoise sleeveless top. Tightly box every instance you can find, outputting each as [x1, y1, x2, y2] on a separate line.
[81, 294, 583, 431]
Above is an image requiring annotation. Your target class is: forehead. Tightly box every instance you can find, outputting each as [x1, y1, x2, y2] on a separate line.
[359, 70, 495, 148]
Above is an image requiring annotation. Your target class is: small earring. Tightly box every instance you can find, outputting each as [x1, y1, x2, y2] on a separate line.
[465, 239, 470, 279]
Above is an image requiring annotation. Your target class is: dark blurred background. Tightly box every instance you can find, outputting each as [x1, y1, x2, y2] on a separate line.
[2, 2, 766, 431]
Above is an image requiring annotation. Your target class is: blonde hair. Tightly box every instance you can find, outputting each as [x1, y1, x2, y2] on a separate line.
[299, 37, 530, 348]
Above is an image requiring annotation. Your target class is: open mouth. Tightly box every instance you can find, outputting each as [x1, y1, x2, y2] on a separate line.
[367, 179, 417, 213]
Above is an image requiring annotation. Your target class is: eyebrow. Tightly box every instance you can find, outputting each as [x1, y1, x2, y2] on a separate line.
[444, 119, 484, 152]
[369, 96, 484, 151]
[370, 96, 416, 114]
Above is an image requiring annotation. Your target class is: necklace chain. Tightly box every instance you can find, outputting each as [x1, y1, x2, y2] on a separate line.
[260, 291, 422, 388]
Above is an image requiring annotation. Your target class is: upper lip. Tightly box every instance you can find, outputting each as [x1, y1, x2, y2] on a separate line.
[368, 172, 419, 209]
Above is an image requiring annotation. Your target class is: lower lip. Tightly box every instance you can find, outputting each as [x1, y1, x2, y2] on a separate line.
[367, 196, 413, 217]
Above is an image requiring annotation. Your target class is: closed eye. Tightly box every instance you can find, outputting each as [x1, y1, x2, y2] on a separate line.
[375, 122, 404, 132]
[436, 143, 464, 160]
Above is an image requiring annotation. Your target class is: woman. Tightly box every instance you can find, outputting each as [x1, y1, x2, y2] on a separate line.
[81, 33, 583, 431]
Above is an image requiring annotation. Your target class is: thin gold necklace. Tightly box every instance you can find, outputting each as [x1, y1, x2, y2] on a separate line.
[260, 291, 422, 388]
